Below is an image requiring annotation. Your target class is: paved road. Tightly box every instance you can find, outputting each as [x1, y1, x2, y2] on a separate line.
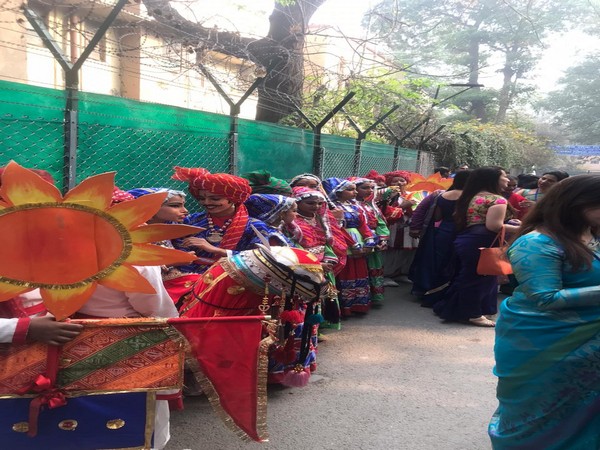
[167, 284, 499, 450]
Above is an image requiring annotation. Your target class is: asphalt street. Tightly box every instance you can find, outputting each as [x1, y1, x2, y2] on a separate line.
[167, 283, 500, 450]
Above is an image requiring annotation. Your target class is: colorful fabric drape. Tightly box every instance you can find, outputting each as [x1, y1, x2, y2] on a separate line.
[169, 316, 269, 442]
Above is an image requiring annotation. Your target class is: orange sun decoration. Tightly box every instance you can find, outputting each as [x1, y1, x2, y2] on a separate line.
[0, 162, 200, 320]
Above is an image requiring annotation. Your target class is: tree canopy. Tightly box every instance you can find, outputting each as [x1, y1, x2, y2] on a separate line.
[538, 54, 600, 144]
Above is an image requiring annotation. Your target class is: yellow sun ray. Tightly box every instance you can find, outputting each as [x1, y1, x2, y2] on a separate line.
[0, 283, 34, 302]
[0, 161, 62, 206]
[40, 282, 98, 321]
[98, 264, 157, 294]
[129, 224, 203, 244]
[63, 172, 115, 210]
[108, 192, 168, 229]
[126, 243, 198, 266]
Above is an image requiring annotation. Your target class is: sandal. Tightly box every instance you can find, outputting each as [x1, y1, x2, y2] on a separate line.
[468, 316, 495, 327]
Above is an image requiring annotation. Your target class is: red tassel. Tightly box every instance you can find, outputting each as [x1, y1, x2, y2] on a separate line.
[281, 365, 311, 387]
[279, 310, 304, 324]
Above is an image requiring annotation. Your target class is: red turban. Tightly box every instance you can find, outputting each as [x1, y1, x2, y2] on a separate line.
[383, 170, 413, 186]
[172, 166, 252, 204]
[111, 186, 135, 205]
[364, 169, 385, 185]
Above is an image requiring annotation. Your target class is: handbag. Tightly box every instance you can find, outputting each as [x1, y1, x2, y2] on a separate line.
[477, 226, 513, 276]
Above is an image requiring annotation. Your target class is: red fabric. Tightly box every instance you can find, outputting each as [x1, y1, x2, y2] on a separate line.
[506, 192, 527, 219]
[12, 317, 30, 344]
[220, 203, 249, 250]
[383, 170, 414, 185]
[111, 186, 135, 204]
[179, 263, 265, 318]
[163, 274, 201, 303]
[172, 166, 251, 204]
[168, 316, 267, 442]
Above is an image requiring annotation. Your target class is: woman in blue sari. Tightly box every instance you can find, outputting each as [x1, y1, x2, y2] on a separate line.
[489, 175, 600, 449]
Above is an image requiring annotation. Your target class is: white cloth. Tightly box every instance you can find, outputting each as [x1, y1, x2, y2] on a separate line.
[78, 266, 178, 318]
[0, 318, 18, 343]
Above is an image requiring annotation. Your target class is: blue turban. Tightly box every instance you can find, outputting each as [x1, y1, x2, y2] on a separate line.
[245, 194, 296, 225]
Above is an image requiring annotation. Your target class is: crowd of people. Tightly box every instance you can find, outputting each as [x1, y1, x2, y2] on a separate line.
[3, 162, 598, 449]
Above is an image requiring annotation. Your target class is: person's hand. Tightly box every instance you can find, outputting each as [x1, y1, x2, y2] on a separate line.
[330, 209, 344, 220]
[321, 262, 334, 273]
[408, 229, 421, 238]
[400, 199, 416, 209]
[28, 316, 83, 346]
[182, 237, 215, 253]
[377, 240, 388, 251]
[519, 199, 534, 209]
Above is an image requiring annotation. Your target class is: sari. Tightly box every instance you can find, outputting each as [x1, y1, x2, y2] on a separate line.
[490, 232, 600, 449]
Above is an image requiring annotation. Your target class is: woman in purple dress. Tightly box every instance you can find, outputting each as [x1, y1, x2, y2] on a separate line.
[433, 167, 520, 327]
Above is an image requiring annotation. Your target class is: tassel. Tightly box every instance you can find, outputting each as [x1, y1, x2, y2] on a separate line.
[281, 365, 311, 388]
[306, 313, 324, 325]
[322, 297, 341, 324]
[272, 334, 297, 365]
[279, 310, 304, 324]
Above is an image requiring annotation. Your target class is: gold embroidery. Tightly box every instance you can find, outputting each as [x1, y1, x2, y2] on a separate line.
[202, 272, 214, 284]
[106, 419, 126, 430]
[12, 422, 28, 433]
[58, 419, 78, 431]
[226, 285, 246, 295]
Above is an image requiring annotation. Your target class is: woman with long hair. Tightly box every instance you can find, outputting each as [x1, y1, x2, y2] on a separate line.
[489, 175, 600, 448]
[433, 167, 520, 326]
[515, 170, 569, 210]
[409, 170, 471, 306]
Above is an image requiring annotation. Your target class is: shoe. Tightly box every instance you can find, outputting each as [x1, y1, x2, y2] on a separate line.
[383, 278, 400, 287]
[468, 316, 495, 327]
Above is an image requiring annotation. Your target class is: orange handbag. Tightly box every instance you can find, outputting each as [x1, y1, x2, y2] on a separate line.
[477, 226, 513, 276]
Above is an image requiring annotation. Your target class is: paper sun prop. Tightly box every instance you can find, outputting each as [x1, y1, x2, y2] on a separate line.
[0, 162, 200, 320]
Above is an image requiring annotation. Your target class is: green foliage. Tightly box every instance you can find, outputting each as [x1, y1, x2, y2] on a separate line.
[538, 54, 600, 144]
[427, 121, 559, 171]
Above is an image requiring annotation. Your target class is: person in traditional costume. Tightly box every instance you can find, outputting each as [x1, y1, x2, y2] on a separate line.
[126, 187, 198, 304]
[289, 186, 350, 328]
[351, 177, 390, 306]
[243, 170, 293, 196]
[489, 175, 600, 449]
[171, 166, 273, 273]
[245, 193, 297, 246]
[432, 167, 520, 327]
[408, 170, 470, 306]
[323, 178, 375, 316]
[381, 170, 419, 283]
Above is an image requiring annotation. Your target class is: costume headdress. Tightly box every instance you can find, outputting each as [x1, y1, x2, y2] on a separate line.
[243, 170, 292, 196]
[383, 170, 414, 186]
[111, 187, 135, 204]
[322, 177, 353, 201]
[172, 166, 251, 204]
[128, 187, 186, 202]
[289, 173, 322, 188]
[245, 194, 295, 225]
[364, 169, 385, 185]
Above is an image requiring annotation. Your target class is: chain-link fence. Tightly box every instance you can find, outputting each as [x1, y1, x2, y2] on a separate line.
[0, 80, 436, 203]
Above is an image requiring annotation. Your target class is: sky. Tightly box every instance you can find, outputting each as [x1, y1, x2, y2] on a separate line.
[179, 0, 600, 92]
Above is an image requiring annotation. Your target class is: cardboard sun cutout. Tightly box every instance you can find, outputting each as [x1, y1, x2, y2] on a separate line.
[0, 161, 200, 320]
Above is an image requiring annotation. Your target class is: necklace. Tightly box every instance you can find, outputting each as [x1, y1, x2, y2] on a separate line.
[206, 216, 233, 244]
[298, 213, 317, 226]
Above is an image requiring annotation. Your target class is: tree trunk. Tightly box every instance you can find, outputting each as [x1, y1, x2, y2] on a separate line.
[467, 27, 486, 121]
[141, 0, 325, 123]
